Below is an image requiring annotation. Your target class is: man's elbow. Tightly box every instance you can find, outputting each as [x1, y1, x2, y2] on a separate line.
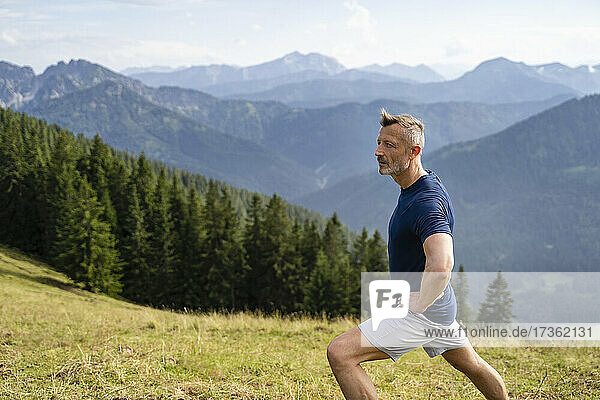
[425, 255, 454, 274]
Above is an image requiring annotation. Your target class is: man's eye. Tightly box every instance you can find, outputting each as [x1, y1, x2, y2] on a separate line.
[386, 143, 393, 148]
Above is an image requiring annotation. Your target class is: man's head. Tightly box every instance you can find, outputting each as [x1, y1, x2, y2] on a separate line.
[375, 108, 425, 177]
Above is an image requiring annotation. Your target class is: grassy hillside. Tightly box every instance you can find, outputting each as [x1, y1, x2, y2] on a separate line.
[1, 245, 598, 399]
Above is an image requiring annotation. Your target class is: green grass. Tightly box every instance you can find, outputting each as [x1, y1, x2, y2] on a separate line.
[1, 245, 598, 399]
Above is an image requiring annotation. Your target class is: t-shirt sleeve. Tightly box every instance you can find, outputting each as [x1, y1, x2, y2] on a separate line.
[412, 196, 452, 244]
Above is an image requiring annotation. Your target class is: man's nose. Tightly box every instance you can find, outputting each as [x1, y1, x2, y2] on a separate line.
[375, 145, 383, 157]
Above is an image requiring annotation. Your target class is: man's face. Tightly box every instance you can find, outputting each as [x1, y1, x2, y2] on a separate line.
[375, 125, 410, 176]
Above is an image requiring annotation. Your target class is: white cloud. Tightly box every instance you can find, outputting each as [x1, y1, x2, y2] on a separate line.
[343, 0, 376, 44]
[252, 24, 263, 32]
[344, 1, 372, 31]
[1, 31, 17, 45]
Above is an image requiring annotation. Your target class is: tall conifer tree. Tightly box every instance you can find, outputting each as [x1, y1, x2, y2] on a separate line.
[148, 168, 176, 304]
[478, 271, 515, 323]
[54, 177, 122, 295]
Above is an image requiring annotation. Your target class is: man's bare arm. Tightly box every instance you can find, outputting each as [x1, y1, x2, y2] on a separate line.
[410, 232, 454, 313]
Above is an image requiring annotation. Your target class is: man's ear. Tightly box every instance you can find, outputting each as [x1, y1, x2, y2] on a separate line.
[411, 145, 423, 158]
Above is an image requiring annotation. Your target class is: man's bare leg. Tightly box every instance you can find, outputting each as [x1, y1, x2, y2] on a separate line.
[327, 327, 389, 399]
[442, 345, 509, 400]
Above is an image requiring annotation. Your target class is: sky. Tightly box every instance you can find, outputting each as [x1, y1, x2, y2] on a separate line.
[1, 0, 600, 78]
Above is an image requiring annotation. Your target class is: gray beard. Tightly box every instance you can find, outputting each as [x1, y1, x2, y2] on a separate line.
[380, 159, 410, 176]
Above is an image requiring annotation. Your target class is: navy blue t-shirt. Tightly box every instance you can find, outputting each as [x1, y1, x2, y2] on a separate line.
[388, 170, 457, 325]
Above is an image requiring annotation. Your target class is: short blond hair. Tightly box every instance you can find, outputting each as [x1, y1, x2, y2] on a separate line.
[380, 108, 425, 150]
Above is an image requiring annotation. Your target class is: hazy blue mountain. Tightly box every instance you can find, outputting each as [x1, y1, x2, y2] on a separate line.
[144, 85, 290, 143]
[298, 95, 600, 271]
[225, 78, 415, 108]
[228, 58, 579, 107]
[24, 81, 321, 198]
[202, 69, 407, 98]
[267, 95, 572, 186]
[533, 63, 600, 94]
[130, 51, 345, 90]
[199, 69, 331, 96]
[120, 65, 185, 75]
[28, 59, 147, 108]
[0, 61, 36, 109]
[333, 69, 413, 82]
[359, 63, 445, 83]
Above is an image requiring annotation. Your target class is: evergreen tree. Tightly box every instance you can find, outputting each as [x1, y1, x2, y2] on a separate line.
[296, 218, 322, 312]
[46, 134, 81, 264]
[147, 168, 176, 304]
[300, 219, 321, 276]
[20, 128, 48, 255]
[53, 177, 122, 295]
[477, 271, 514, 323]
[133, 152, 154, 219]
[242, 194, 266, 309]
[453, 265, 475, 322]
[120, 182, 152, 303]
[350, 227, 371, 314]
[351, 228, 370, 272]
[106, 158, 130, 245]
[178, 187, 206, 308]
[261, 194, 293, 311]
[304, 250, 343, 315]
[166, 174, 189, 308]
[281, 217, 304, 312]
[367, 230, 388, 272]
[322, 213, 352, 314]
[203, 182, 246, 309]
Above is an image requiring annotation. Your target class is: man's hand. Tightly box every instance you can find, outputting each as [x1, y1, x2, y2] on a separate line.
[408, 292, 427, 313]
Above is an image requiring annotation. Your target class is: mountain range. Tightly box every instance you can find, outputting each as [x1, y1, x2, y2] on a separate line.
[129, 53, 599, 109]
[1, 58, 575, 192]
[228, 57, 585, 108]
[299, 95, 600, 271]
[128, 51, 444, 97]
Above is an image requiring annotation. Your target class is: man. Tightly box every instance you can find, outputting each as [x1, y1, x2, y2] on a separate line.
[327, 109, 508, 400]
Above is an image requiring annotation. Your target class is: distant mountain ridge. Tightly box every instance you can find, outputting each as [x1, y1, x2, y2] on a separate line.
[230, 57, 581, 107]
[358, 63, 445, 82]
[0, 59, 146, 109]
[128, 54, 597, 109]
[129, 52, 346, 91]
[128, 52, 446, 97]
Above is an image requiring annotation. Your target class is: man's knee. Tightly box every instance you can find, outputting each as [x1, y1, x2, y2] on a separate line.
[327, 335, 351, 368]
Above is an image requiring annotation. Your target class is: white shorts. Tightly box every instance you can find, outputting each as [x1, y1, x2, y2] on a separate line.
[358, 310, 470, 361]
